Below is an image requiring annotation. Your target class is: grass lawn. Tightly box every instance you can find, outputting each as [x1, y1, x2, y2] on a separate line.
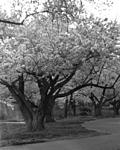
[0, 116, 102, 147]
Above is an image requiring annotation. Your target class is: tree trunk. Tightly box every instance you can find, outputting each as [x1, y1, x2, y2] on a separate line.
[94, 105, 102, 116]
[32, 112, 45, 131]
[64, 97, 68, 118]
[72, 99, 76, 116]
[45, 97, 55, 123]
[19, 104, 33, 131]
[8, 85, 45, 131]
[19, 106, 45, 131]
[45, 103, 55, 122]
[45, 111, 55, 122]
[113, 106, 119, 115]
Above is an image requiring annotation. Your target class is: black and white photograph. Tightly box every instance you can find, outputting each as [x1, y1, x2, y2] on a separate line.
[0, 0, 120, 150]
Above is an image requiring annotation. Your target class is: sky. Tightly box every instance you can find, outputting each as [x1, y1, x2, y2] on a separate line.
[0, 0, 120, 23]
[83, 0, 120, 23]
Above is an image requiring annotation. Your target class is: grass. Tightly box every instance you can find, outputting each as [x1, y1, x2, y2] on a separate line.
[0, 116, 102, 147]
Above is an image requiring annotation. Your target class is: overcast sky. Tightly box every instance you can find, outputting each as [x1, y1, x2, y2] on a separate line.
[0, 0, 120, 23]
[83, 0, 120, 22]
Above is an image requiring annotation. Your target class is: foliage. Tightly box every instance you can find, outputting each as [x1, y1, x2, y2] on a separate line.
[0, 0, 119, 129]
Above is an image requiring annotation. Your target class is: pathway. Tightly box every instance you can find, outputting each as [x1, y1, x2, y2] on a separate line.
[1, 117, 120, 150]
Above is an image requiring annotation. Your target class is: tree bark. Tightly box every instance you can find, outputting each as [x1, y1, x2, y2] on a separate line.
[8, 85, 45, 131]
[16, 102, 45, 131]
[45, 97, 56, 122]
[45, 110, 55, 122]
[113, 106, 119, 115]
[31, 112, 45, 131]
[110, 101, 120, 116]
[64, 97, 68, 118]
[94, 105, 102, 116]
[72, 99, 76, 116]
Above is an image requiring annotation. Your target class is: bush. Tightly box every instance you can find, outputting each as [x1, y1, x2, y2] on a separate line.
[0, 114, 6, 120]
[80, 107, 91, 113]
[80, 107, 92, 116]
[80, 111, 88, 116]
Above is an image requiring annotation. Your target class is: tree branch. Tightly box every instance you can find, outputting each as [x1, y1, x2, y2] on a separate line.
[112, 74, 120, 87]
[56, 83, 114, 98]
[0, 79, 10, 87]
[100, 84, 107, 101]
[97, 61, 106, 85]
[89, 92, 97, 105]
[54, 66, 77, 90]
[0, 19, 24, 25]
[0, 12, 40, 25]
[90, 92, 100, 103]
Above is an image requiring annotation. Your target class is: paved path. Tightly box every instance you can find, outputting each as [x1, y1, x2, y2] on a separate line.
[83, 117, 120, 134]
[0, 121, 25, 124]
[1, 118, 120, 150]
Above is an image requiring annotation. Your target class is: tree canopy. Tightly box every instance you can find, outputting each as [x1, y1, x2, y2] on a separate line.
[0, 0, 120, 130]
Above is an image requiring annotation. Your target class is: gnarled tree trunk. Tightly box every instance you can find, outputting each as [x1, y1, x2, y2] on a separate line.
[8, 84, 45, 131]
[45, 96, 55, 122]
[31, 111, 45, 131]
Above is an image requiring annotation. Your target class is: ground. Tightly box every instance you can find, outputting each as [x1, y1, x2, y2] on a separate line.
[0, 116, 98, 147]
[1, 117, 120, 150]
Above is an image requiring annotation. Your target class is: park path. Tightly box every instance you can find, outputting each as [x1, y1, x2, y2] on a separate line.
[1, 117, 120, 150]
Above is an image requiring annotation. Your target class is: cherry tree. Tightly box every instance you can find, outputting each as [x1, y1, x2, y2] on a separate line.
[0, 0, 119, 130]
